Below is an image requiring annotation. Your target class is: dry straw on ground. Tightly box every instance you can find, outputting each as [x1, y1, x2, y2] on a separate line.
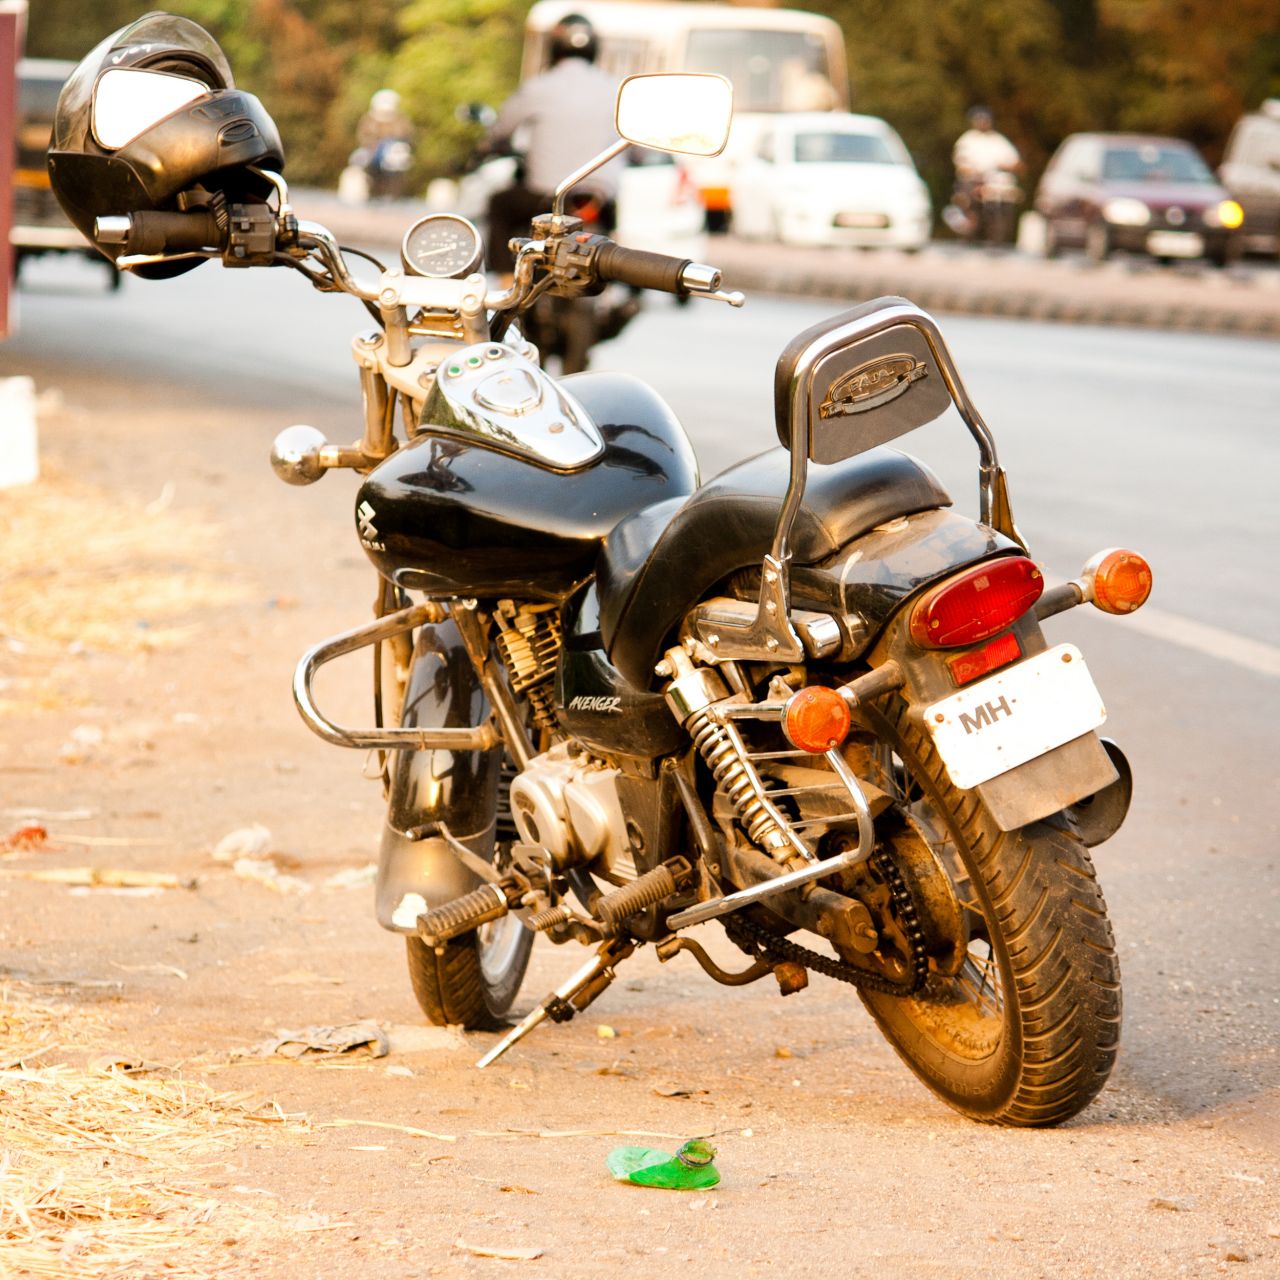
[0, 981, 306, 1278]
[0, 462, 251, 714]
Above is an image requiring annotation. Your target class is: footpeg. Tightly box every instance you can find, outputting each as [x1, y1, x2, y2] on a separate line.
[417, 882, 514, 947]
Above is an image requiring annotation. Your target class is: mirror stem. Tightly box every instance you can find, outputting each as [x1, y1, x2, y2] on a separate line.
[552, 138, 629, 216]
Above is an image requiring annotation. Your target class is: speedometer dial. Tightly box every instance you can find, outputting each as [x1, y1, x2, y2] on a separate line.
[401, 214, 484, 279]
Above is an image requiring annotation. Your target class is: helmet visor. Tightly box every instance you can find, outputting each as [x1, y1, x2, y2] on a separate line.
[92, 68, 210, 149]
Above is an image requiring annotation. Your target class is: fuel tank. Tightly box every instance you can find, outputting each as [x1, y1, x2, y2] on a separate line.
[356, 369, 699, 601]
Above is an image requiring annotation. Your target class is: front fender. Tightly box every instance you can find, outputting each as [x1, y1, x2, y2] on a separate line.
[375, 619, 501, 933]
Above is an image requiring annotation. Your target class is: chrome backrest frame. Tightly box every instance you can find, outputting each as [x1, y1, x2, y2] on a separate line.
[773, 297, 1019, 566]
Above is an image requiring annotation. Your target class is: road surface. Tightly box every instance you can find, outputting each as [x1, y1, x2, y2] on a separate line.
[1, 256, 1277, 1278]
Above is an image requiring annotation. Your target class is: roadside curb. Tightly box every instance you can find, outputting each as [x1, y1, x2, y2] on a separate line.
[292, 191, 1280, 340]
[708, 243, 1280, 339]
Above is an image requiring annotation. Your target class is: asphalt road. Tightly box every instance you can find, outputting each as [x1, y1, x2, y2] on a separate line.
[3, 255, 1278, 1276]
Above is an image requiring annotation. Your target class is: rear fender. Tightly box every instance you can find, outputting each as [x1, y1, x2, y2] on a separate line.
[868, 609, 1119, 832]
[791, 507, 1022, 660]
[375, 619, 501, 933]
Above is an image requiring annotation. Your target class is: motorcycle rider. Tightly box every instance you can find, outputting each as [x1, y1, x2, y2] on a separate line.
[481, 13, 621, 273]
[947, 106, 1022, 242]
[354, 89, 413, 200]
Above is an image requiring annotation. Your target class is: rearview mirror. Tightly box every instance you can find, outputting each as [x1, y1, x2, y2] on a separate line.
[615, 74, 732, 158]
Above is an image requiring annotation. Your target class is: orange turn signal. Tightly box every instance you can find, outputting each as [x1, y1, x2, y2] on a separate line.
[1084, 548, 1153, 615]
[783, 685, 852, 754]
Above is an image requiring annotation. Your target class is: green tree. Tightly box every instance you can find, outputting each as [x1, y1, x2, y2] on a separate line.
[386, 0, 525, 181]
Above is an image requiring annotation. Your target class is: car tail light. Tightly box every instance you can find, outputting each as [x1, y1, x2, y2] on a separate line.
[1083, 548, 1153, 614]
[783, 685, 851, 754]
[672, 164, 696, 208]
[947, 632, 1022, 686]
[909, 557, 1044, 649]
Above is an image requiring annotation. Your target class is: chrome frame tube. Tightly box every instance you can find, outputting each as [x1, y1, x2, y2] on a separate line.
[665, 746, 875, 931]
[552, 138, 629, 216]
[293, 603, 497, 751]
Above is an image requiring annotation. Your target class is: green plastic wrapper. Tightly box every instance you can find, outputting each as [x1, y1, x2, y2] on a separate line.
[606, 1138, 720, 1189]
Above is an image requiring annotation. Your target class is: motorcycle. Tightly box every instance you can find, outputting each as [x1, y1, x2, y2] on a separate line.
[944, 168, 1023, 246]
[448, 117, 650, 374]
[49, 16, 1154, 1127]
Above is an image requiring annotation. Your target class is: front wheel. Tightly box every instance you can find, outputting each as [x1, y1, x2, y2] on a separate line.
[405, 913, 531, 1030]
[856, 696, 1122, 1126]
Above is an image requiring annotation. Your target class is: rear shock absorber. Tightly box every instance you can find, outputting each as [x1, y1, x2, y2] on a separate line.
[661, 647, 791, 858]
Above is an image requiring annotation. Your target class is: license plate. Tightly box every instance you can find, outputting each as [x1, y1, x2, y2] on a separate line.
[1146, 230, 1203, 258]
[922, 644, 1106, 789]
[834, 211, 889, 229]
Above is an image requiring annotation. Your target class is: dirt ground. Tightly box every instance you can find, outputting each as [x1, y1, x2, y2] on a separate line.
[2, 335, 1278, 1279]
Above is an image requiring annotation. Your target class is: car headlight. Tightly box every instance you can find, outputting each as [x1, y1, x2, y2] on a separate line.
[1204, 199, 1244, 229]
[1102, 197, 1151, 227]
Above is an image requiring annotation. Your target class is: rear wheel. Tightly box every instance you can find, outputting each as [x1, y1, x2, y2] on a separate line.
[854, 695, 1121, 1126]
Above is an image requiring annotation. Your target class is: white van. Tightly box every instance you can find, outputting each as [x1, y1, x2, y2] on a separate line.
[523, 1, 848, 224]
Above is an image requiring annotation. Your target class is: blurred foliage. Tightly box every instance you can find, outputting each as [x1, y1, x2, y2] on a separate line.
[808, 0, 1280, 204]
[26, 0, 1280, 197]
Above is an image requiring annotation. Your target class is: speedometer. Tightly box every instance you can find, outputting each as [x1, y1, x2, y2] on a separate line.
[400, 214, 484, 279]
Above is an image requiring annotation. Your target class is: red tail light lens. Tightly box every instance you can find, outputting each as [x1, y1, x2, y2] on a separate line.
[947, 632, 1022, 686]
[909, 557, 1044, 649]
[1085, 548, 1153, 615]
[783, 685, 851, 754]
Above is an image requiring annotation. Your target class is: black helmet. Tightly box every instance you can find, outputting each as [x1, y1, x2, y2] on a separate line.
[47, 12, 283, 277]
[549, 13, 598, 65]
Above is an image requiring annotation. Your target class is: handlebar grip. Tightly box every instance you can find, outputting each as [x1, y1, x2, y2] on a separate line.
[594, 242, 693, 294]
[118, 210, 225, 256]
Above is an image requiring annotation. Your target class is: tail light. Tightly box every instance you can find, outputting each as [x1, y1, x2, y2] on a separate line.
[909, 557, 1044, 649]
[1082, 548, 1153, 614]
[783, 685, 851, 754]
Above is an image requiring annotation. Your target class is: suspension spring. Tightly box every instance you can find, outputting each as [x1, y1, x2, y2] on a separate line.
[686, 708, 787, 853]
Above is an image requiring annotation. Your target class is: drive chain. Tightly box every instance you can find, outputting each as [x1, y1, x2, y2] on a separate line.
[722, 847, 929, 996]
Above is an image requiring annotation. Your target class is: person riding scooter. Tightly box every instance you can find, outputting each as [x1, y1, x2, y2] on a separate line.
[945, 106, 1023, 245]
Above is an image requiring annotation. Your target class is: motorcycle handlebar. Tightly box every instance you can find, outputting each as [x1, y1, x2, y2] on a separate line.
[593, 242, 710, 295]
[95, 210, 226, 257]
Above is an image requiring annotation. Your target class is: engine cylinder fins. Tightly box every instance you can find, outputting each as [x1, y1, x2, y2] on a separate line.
[687, 708, 787, 854]
[416, 882, 509, 947]
[494, 606, 562, 695]
[494, 605, 563, 734]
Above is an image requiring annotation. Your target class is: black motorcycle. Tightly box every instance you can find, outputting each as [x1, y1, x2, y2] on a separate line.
[48, 14, 1155, 1126]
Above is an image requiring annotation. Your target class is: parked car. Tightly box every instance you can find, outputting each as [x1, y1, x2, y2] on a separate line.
[1218, 99, 1280, 257]
[1036, 132, 1242, 266]
[729, 111, 932, 249]
[12, 59, 115, 286]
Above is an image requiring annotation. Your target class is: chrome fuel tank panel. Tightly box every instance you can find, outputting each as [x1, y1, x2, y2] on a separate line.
[425, 343, 604, 471]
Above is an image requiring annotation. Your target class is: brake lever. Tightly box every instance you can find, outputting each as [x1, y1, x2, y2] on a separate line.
[688, 286, 746, 308]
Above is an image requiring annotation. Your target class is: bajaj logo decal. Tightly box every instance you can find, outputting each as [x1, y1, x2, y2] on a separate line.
[569, 695, 622, 714]
[819, 354, 927, 419]
[357, 500, 384, 551]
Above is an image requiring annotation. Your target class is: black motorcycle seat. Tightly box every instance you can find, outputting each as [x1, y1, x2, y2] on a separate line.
[597, 445, 951, 688]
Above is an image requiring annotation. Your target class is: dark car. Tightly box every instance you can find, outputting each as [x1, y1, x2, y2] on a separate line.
[12, 58, 117, 286]
[1219, 99, 1280, 257]
[1036, 133, 1243, 266]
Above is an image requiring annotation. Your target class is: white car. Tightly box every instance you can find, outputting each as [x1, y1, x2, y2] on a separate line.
[730, 112, 932, 250]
